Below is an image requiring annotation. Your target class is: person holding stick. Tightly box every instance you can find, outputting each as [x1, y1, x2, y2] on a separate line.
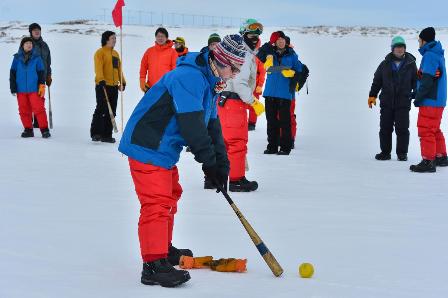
[90, 30, 126, 143]
[119, 35, 247, 287]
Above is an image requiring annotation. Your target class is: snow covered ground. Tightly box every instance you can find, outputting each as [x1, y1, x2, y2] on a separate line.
[1, 22, 448, 298]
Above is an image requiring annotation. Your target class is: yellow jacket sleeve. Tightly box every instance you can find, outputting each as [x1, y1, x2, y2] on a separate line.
[94, 50, 104, 84]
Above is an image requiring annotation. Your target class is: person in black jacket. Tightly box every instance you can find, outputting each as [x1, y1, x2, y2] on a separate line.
[368, 36, 417, 161]
[28, 23, 52, 128]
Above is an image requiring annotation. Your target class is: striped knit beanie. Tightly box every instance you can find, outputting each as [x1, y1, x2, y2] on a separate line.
[213, 34, 246, 67]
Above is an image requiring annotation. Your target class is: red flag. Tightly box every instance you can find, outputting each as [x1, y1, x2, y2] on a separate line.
[112, 0, 125, 28]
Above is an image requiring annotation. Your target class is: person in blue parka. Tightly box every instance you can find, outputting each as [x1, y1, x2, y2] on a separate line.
[118, 35, 247, 288]
[260, 31, 303, 155]
[410, 27, 448, 173]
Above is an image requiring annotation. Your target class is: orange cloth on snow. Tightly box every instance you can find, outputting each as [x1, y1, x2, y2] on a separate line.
[139, 40, 178, 88]
[179, 256, 213, 269]
[179, 256, 247, 272]
[210, 258, 247, 273]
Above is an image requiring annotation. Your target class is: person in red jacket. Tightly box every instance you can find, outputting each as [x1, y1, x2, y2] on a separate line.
[174, 37, 189, 57]
[139, 27, 178, 93]
[248, 42, 266, 131]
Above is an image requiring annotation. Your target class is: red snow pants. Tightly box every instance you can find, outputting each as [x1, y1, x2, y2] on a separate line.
[128, 158, 183, 262]
[417, 106, 447, 160]
[248, 104, 257, 125]
[17, 92, 48, 129]
[218, 98, 248, 181]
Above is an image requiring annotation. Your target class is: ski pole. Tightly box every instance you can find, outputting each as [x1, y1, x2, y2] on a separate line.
[48, 86, 53, 129]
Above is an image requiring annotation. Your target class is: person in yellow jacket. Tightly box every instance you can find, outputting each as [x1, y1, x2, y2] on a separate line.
[90, 31, 126, 143]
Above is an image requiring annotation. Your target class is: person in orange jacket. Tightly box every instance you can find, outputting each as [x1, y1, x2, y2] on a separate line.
[174, 37, 189, 57]
[139, 27, 178, 93]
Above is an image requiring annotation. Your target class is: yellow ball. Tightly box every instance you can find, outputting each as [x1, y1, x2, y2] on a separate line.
[299, 263, 314, 278]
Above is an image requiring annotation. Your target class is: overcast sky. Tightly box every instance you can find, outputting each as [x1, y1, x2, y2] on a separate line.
[1, 0, 447, 27]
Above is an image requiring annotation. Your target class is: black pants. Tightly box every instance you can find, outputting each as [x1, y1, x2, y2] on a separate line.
[90, 85, 118, 138]
[379, 107, 410, 155]
[265, 97, 292, 152]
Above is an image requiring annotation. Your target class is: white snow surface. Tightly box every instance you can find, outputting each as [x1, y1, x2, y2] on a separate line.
[1, 23, 448, 298]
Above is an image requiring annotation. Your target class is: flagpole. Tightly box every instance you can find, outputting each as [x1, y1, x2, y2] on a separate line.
[120, 25, 124, 133]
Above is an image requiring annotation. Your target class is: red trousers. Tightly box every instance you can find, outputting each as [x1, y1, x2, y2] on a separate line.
[417, 107, 446, 160]
[218, 99, 248, 181]
[17, 92, 48, 129]
[128, 158, 182, 262]
[248, 104, 257, 125]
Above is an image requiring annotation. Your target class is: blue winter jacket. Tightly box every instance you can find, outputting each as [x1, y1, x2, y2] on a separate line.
[415, 41, 447, 107]
[263, 47, 303, 100]
[9, 48, 45, 94]
[119, 52, 229, 171]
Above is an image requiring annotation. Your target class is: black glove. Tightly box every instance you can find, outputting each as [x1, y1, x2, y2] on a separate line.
[121, 83, 126, 91]
[98, 80, 106, 88]
[203, 164, 228, 192]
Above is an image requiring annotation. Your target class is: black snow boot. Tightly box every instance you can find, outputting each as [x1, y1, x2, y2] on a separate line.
[101, 137, 116, 143]
[397, 154, 408, 161]
[91, 135, 101, 142]
[410, 159, 436, 173]
[375, 152, 391, 160]
[168, 244, 193, 266]
[264, 148, 278, 155]
[277, 150, 290, 155]
[41, 128, 51, 139]
[21, 128, 34, 138]
[141, 258, 190, 287]
[229, 177, 258, 192]
[204, 176, 216, 189]
[436, 155, 448, 167]
[248, 123, 256, 131]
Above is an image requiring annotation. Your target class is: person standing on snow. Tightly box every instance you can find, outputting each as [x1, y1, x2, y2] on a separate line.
[368, 36, 418, 162]
[118, 35, 246, 287]
[213, 19, 265, 192]
[410, 27, 448, 172]
[90, 31, 126, 143]
[28, 23, 52, 129]
[247, 39, 267, 131]
[10, 37, 50, 138]
[260, 31, 303, 155]
[139, 27, 177, 93]
[173, 37, 189, 57]
[201, 33, 221, 53]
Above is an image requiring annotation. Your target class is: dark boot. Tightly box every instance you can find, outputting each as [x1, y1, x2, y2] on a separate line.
[141, 258, 190, 287]
[100, 137, 116, 143]
[397, 154, 408, 161]
[91, 135, 101, 142]
[248, 123, 256, 131]
[435, 155, 448, 167]
[229, 177, 258, 192]
[375, 152, 391, 160]
[410, 160, 436, 173]
[41, 128, 51, 139]
[264, 148, 278, 154]
[277, 150, 290, 155]
[168, 244, 193, 266]
[21, 128, 34, 138]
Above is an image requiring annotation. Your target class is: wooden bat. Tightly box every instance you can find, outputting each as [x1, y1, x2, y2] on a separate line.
[218, 187, 283, 277]
[103, 87, 118, 133]
[48, 86, 53, 129]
